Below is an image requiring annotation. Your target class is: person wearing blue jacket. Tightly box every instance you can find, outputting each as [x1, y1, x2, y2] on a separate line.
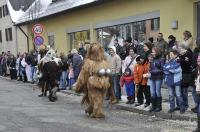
[163, 50, 185, 114]
[149, 47, 165, 112]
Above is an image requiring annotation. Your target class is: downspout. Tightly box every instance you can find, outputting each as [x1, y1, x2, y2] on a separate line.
[17, 25, 30, 53]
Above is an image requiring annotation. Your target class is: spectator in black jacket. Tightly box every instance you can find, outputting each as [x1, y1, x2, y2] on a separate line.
[78, 42, 86, 58]
[178, 45, 194, 110]
[8, 54, 17, 80]
[123, 37, 135, 58]
[114, 39, 126, 60]
[30, 50, 38, 83]
[191, 38, 200, 113]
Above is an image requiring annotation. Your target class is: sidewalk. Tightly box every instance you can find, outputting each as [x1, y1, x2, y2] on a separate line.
[60, 88, 197, 122]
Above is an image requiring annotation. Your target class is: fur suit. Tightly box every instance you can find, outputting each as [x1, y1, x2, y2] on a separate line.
[75, 43, 110, 118]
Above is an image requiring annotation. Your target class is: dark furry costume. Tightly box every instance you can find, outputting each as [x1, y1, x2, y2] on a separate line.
[38, 49, 62, 102]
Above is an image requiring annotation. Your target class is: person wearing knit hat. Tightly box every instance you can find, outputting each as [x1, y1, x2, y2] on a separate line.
[109, 46, 116, 53]
[108, 45, 122, 101]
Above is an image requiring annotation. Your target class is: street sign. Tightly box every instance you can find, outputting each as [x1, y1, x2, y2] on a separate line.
[32, 24, 44, 34]
[34, 36, 44, 46]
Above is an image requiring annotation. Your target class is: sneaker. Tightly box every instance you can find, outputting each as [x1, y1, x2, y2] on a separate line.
[168, 109, 175, 113]
[191, 107, 198, 113]
[144, 103, 150, 108]
[135, 103, 143, 107]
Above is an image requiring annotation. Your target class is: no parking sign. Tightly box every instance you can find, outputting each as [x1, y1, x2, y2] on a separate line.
[33, 36, 44, 46]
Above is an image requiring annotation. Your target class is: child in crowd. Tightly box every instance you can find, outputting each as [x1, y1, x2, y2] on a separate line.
[163, 50, 185, 114]
[134, 55, 151, 107]
[120, 68, 135, 104]
[68, 63, 75, 90]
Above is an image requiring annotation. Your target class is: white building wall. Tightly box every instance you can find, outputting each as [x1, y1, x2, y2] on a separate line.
[0, 0, 17, 55]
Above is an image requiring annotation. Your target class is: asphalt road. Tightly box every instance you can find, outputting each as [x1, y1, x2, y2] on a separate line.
[0, 78, 196, 132]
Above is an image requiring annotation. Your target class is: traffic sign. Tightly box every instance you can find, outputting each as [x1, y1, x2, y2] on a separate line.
[32, 24, 44, 34]
[34, 36, 44, 46]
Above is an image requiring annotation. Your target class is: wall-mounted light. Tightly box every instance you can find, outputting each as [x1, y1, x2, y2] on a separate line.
[171, 20, 178, 29]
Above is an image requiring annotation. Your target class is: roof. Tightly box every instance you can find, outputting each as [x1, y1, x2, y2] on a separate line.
[6, 0, 35, 23]
[9, 0, 35, 11]
[15, 0, 99, 25]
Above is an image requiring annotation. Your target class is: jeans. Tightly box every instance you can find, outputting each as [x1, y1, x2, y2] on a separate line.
[59, 71, 67, 90]
[125, 82, 135, 97]
[111, 74, 121, 100]
[69, 78, 75, 90]
[197, 95, 200, 116]
[149, 79, 162, 97]
[192, 86, 198, 107]
[30, 66, 36, 82]
[168, 85, 184, 110]
[181, 87, 189, 109]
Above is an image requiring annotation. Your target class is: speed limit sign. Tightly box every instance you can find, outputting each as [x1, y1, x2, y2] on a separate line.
[32, 24, 44, 34]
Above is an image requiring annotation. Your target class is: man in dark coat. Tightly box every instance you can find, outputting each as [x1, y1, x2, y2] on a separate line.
[71, 49, 83, 81]
[114, 39, 126, 60]
[78, 42, 86, 58]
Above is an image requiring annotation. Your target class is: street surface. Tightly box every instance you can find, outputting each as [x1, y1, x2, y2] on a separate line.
[0, 78, 196, 132]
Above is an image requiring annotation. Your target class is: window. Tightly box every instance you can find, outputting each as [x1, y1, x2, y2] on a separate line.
[68, 33, 75, 50]
[96, 21, 146, 50]
[5, 28, 12, 41]
[2, 5, 9, 17]
[68, 30, 90, 50]
[0, 30, 1, 42]
[0, 7, 2, 18]
[48, 35, 55, 49]
[197, 2, 200, 38]
[151, 18, 160, 31]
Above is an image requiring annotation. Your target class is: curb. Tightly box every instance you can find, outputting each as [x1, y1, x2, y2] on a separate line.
[61, 89, 197, 122]
[114, 104, 197, 121]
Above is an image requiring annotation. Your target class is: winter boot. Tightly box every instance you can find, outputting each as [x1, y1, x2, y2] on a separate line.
[191, 106, 198, 113]
[126, 97, 131, 104]
[149, 97, 156, 112]
[193, 116, 200, 132]
[154, 97, 162, 112]
[130, 96, 135, 104]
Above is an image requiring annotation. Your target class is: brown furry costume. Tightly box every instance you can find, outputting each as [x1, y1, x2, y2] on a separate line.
[75, 43, 110, 118]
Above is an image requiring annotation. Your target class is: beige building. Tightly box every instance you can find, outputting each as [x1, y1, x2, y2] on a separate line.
[0, 0, 17, 55]
[0, 0, 34, 55]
